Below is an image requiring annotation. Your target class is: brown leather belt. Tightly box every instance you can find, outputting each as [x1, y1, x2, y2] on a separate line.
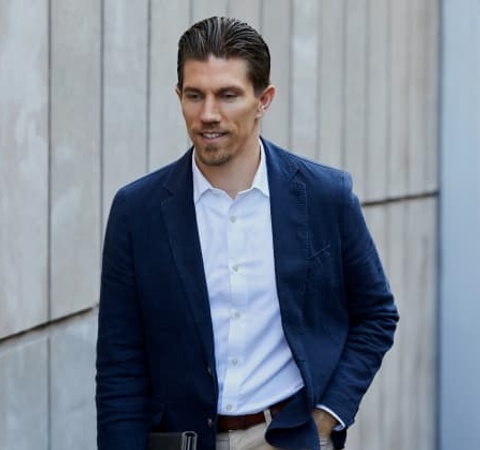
[216, 396, 292, 432]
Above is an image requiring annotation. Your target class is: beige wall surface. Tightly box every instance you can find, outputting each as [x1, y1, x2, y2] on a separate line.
[0, 1, 439, 449]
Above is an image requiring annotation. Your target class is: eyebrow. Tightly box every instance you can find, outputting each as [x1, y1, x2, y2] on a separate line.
[182, 85, 245, 95]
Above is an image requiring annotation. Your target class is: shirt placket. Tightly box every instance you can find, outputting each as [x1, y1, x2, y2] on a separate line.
[221, 198, 248, 414]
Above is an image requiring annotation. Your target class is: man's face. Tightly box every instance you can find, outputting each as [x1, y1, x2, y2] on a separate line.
[177, 56, 273, 169]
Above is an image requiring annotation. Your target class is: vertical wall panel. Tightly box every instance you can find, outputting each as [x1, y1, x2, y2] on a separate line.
[388, 0, 409, 197]
[227, 0, 260, 29]
[50, 318, 97, 450]
[406, 198, 437, 450]
[420, 199, 437, 450]
[261, 0, 291, 148]
[103, 0, 149, 223]
[318, 0, 345, 167]
[191, 0, 228, 22]
[0, 0, 48, 338]
[149, 0, 191, 170]
[424, 0, 440, 192]
[50, 0, 101, 319]
[350, 347, 384, 450]
[344, 0, 368, 200]
[366, 0, 389, 202]
[407, 0, 429, 194]
[401, 199, 425, 449]
[381, 202, 406, 449]
[291, 0, 319, 159]
[0, 340, 48, 450]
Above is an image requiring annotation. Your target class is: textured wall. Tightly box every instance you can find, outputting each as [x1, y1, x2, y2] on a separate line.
[0, 1, 439, 449]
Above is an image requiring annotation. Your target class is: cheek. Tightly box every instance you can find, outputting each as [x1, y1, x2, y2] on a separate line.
[181, 104, 199, 122]
[228, 107, 260, 128]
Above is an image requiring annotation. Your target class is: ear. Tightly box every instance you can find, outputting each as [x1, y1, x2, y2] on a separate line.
[175, 86, 182, 100]
[256, 85, 276, 118]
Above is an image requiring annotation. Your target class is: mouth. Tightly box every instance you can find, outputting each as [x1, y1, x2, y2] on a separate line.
[198, 131, 227, 141]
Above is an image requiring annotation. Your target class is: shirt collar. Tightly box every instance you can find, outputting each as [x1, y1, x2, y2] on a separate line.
[192, 140, 270, 203]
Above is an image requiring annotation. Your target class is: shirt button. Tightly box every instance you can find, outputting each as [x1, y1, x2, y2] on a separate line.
[232, 264, 239, 272]
[232, 358, 238, 366]
[233, 311, 241, 319]
[207, 418, 214, 428]
[230, 216, 237, 223]
[226, 405, 233, 411]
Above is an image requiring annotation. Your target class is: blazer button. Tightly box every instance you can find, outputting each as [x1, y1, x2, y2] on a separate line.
[207, 366, 213, 376]
[207, 418, 214, 428]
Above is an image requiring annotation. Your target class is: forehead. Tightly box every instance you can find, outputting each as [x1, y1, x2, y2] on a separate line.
[182, 56, 253, 91]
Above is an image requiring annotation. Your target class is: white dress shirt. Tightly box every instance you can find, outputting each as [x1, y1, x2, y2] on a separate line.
[192, 143, 344, 428]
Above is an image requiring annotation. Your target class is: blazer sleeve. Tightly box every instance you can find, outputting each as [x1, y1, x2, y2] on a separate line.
[319, 173, 399, 427]
[96, 189, 150, 450]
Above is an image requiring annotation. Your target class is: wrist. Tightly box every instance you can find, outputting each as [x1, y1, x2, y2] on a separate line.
[313, 408, 338, 437]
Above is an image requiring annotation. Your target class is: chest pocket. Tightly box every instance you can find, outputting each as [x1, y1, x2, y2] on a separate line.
[306, 244, 341, 296]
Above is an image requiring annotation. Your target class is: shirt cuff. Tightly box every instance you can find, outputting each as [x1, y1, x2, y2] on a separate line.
[315, 404, 346, 431]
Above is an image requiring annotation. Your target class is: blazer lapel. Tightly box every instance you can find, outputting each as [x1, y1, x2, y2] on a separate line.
[160, 150, 217, 373]
[264, 139, 314, 403]
[264, 139, 310, 356]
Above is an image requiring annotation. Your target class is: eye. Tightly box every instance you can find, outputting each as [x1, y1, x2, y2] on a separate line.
[221, 91, 238, 100]
[184, 91, 202, 101]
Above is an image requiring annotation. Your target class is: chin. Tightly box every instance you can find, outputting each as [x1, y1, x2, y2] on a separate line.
[197, 149, 232, 167]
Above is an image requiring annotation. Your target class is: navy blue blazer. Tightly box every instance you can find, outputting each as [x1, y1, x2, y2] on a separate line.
[96, 138, 398, 450]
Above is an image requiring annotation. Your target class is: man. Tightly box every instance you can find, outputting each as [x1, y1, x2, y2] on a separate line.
[96, 16, 398, 450]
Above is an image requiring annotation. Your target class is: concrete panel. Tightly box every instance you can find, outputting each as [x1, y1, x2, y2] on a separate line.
[0, 0, 48, 338]
[227, 0, 260, 30]
[0, 339, 48, 450]
[418, 198, 437, 450]
[388, 0, 409, 197]
[149, 0, 191, 170]
[399, 199, 420, 450]
[318, 0, 345, 168]
[365, 0, 389, 201]
[191, 0, 228, 22]
[407, 0, 430, 195]
[50, 0, 101, 319]
[349, 376, 383, 450]
[405, 198, 437, 450]
[50, 316, 98, 450]
[261, 0, 291, 149]
[103, 0, 149, 224]
[424, 0, 440, 193]
[381, 201, 406, 449]
[344, 0, 367, 200]
[290, 0, 319, 160]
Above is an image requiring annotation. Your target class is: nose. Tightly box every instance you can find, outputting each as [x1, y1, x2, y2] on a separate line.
[200, 96, 220, 123]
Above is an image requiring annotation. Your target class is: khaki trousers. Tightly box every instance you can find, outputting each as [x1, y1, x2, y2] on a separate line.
[215, 412, 335, 450]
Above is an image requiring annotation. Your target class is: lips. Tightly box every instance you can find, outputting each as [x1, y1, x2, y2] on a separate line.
[201, 132, 223, 139]
[199, 131, 226, 138]
[197, 130, 229, 144]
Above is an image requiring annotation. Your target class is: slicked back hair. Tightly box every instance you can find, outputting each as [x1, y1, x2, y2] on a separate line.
[177, 16, 271, 95]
